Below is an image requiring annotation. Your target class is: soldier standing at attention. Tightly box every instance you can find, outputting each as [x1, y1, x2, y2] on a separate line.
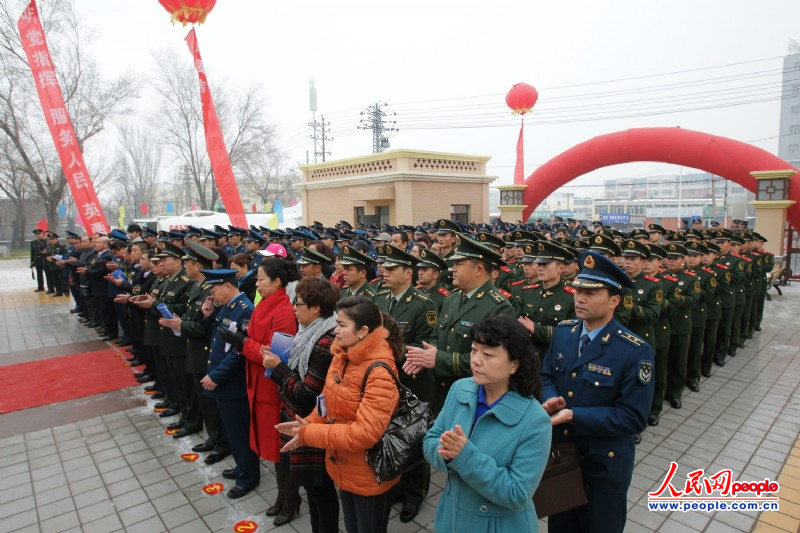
[645, 244, 670, 426]
[620, 240, 662, 348]
[337, 245, 378, 300]
[741, 233, 762, 341]
[712, 230, 737, 365]
[30, 228, 48, 292]
[751, 233, 772, 332]
[414, 248, 450, 312]
[540, 251, 653, 533]
[701, 241, 723, 376]
[515, 241, 577, 357]
[476, 232, 514, 291]
[435, 218, 459, 288]
[726, 234, 747, 356]
[374, 244, 438, 523]
[663, 243, 700, 409]
[404, 236, 514, 413]
[508, 242, 539, 306]
[684, 241, 716, 393]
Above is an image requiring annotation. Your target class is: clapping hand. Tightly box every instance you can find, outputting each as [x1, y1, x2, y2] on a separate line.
[541, 396, 566, 415]
[438, 424, 468, 460]
[159, 316, 182, 330]
[517, 316, 535, 334]
[276, 415, 309, 452]
[405, 342, 437, 370]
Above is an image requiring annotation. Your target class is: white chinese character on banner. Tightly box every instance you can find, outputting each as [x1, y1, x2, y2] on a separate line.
[199, 79, 207, 94]
[31, 50, 51, 68]
[194, 59, 204, 73]
[90, 222, 106, 233]
[25, 29, 44, 47]
[37, 70, 57, 89]
[58, 129, 73, 148]
[67, 151, 81, 169]
[82, 202, 101, 219]
[20, 6, 36, 23]
[72, 172, 88, 189]
[49, 108, 68, 126]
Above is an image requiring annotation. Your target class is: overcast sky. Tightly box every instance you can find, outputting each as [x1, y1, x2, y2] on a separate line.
[73, 0, 800, 194]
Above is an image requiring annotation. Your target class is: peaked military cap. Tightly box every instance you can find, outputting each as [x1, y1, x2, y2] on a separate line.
[416, 247, 448, 271]
[665, 243, 688, 257]
[534, 240, 571, 263]
[435, 218, 461, 234]
[338, 245, 373, 266]
[647, 243, 668, 259]
[297, 246, 332, 265]
[157, 241, 184, 259]
[449, 235, 504, 266]
[244, 230, 267, 245]
[475, 232, 505, 250]
[621, 239, 651, 258]
[712, 229, 732, 242]
[628, 228, 649, 240]
[705, 241, 721, 254]
[686, 241, 708, 255]
[65, 231, 80, 239]
[573, 251, 634, 293]
[199, 268, 238, 285]
[183, 240, 219, 268]
[648, 223, 667, 234]
[376, 244, 417, 268]
[109, 229, 129, 241]
[588, 233, 622, 256]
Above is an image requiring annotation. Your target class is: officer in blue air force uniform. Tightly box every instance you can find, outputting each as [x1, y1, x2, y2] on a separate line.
[540, 251, 655, 533]
[198, 268, 259, 499]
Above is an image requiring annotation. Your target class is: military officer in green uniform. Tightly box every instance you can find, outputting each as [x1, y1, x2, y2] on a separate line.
[751, 233, 773, 332]
[727, 234, 748, 356]
[588, 233, 632, 326]
[620, 239, 662, 348]
[475, 232, 515, 291]
[736, 233, 755, 345]
[435, 218, 459, 289]
[508, 242, 539, 304]
[45, 232, 67, 296]
[337, 245, 378, 301]
[684, 241, 716, 392]
[515, 240, 577, 357]
[153, 242, 194, 420]
[648, 244, 671, 426]
[741, 233, 762, 341]
[414, 248, 451, 312]
[712, 230, 739, 365]
[373, 244, 437, 523]
[701, 241, 724, 375]
[663, 243, 700, 409]
[404, 236, 514, 413]
[512, 229, 542, 282]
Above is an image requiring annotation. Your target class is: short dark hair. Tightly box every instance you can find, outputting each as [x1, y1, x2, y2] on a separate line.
[392, 231, 409, 244]
[296, 278, 339, 317]
[259, 256, 300, 288]
[132, 241, 149, 253]
[230, 253, 250, 269]
[471, 315, 541, 398]
[127, 224, 142, 233]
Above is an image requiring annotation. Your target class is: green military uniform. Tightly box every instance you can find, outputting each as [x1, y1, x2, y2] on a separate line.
[753, 235, 773, 331]
[414, 247, 451, 312]
[430, 237, 514, 413]
[685, 242, 716, 390]
[434, 218, 460, 290]
[702, 243, 724, 376]
[663, 244, 700, 406]
[742, 241, 762, 339]
[621, 240, 662, 348]
[374, 244, 438, 515]
[738, 247, 755, 345]
[45, 237, 67, 295]
[726, 241, 747, 355]
[512, 240, 577, 356]
[337, 245, 378, 301]
[713, 239, 739, 365]
[651, 264, 675, 421]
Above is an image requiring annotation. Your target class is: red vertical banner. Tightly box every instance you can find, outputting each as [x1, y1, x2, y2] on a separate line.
[185, 29, 248, 228]
[513, 118, 524, 185]
[17, 0, 109, 235]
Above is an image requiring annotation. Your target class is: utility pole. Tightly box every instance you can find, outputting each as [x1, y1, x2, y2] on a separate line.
[358, 101, 398, 153]
[317, 115, 333, 162]
[308, 80, 333, 162]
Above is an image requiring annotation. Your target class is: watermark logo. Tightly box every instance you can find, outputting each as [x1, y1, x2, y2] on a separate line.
[647, 461, 780, 512]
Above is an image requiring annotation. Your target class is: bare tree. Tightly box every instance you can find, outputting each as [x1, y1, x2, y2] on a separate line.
[0, 0, 139, 229]
[0, 135, 34, 246]
[112, 123, 162, 218]
[150, 49, 284, 212]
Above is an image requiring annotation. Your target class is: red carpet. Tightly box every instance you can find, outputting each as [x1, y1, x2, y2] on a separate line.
[0, 348, 138, 414]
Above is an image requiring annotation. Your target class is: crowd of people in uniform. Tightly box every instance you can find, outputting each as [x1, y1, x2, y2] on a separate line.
[31, 213, 775, 533]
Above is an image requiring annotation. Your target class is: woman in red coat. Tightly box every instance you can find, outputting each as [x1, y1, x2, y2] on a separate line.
[241, 257, 299, 463]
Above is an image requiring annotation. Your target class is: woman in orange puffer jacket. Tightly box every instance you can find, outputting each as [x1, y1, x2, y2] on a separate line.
[277, 296, 402, 533]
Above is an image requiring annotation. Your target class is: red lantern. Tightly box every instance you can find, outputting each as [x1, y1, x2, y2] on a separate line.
[505, 83, 539, 115]
[158, 0, 217, 26]
[139, 202, 149, 216]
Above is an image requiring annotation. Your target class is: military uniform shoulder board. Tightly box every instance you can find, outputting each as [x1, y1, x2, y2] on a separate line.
[499, 288, 512, 299]
[663, 275, 678, 282]
[684, 270, 697, 277]
[411, 290, 430, 301]
[500, 265, 511, 273]
[182, 276, 190, 282]
[563, 285, 575, 294]
[644, 275, 659, 282]
[615, 328, 644, 347]
[523, 283, 541, 290]
[511, 280, 526, 286]
[489, 290, 505, 303]
[715, 263, 728, 270]
[415, 284, 423, 289]
[741, 256, 751, 262]
[558, 319, 580, 327]
[377, 289, 391, 297]
[437, 287, 451, 296]
[752, 251, 761, 256]
[370, 277, 382, 283]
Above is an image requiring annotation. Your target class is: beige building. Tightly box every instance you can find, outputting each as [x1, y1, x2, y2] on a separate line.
[297, 149, 495, 226]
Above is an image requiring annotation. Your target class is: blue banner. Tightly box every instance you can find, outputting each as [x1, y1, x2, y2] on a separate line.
[274, 199, 284, 224]
[57, 203, 66, 217]
[600, 212, 630, 224]
[166, 202, 174, 215]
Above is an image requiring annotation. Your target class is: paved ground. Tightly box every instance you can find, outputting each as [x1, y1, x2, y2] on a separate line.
[1, 257, 799, 532]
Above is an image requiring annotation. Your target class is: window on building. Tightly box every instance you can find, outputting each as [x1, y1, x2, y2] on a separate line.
[792, 105, 800, 114]
[354, 207, 365, 225]
[451, 204, 470, 224]
[790, 125, 800, 135]
[375, 205, 390, 226]
[794, 84, 800, 95]
[789, 144, 800, 154]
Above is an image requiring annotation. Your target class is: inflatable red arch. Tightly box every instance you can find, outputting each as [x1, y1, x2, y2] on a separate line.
[521, 127, 800, 229]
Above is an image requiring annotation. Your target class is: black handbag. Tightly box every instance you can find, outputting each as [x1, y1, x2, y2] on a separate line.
[532, 442, 587, 518]
[359, 361, 431, 483]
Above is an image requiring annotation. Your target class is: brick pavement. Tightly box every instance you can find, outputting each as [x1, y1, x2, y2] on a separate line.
[1, 257, 799, 532]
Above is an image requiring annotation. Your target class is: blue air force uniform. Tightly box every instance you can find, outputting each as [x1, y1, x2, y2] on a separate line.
[539, 251, 655, 533]
[200, 270, 258, 491]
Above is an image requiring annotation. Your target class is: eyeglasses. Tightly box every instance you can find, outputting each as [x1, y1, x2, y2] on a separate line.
[292, 299, 307, 307]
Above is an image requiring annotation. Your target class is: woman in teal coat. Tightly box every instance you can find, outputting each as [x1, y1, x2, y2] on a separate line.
[423, 315, 551, 532]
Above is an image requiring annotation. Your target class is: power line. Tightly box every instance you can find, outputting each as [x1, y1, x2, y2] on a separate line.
[357, 102, 398, 153]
